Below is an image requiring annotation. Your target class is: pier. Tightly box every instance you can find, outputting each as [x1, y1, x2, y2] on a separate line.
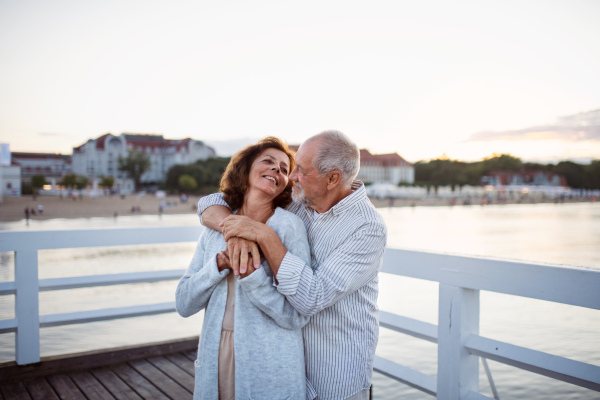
[0, 338, 197, 399]
[1, 226, 599, 399]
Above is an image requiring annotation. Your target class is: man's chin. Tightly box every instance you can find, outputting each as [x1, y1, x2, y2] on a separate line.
[292, 190, 310, 206]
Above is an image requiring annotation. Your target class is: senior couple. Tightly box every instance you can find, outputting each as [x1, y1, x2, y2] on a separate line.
[176, 130, 387, 400]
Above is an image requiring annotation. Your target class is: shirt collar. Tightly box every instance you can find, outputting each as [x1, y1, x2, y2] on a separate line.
[305, 180, 366, 217]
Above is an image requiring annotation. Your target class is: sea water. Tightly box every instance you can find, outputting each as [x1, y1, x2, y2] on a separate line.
[1, 202, 599, 399]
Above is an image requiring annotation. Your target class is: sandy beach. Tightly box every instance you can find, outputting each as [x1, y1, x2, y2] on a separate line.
[0, 192, 593, 223]
[0, 193, 200, 223]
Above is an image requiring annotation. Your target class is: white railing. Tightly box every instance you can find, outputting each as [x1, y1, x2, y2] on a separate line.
[0, 227, 599, 399]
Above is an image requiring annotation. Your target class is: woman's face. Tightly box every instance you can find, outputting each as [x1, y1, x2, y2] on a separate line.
[247, 148, 291, 199]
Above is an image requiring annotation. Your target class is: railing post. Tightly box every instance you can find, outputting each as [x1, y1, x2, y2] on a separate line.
[15, 250, 40, 365]
[437, 284, 480, 399]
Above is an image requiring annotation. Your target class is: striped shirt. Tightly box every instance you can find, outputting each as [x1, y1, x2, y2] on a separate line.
[197, 183, 387, 400]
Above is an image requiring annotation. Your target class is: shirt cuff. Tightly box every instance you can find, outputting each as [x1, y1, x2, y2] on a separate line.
[196, 194, 230, 223]
[238, 266, 270, 292]
[275, 252, 305, 296]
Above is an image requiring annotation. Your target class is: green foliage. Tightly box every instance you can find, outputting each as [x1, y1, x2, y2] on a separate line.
[415, 159, 481, 188]
[31, 174, 47, 190]
[165, 157, 230, 194]
[414, 154, 600, 189]
[480, 154, 522, 174]
[61, 174, 88, 189]
[178, 174, 198, 191]
[100, 176, 115, 189]
[118, 150, 151, 190]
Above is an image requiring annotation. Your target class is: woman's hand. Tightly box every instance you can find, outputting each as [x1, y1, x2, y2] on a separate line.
[216, 251, 231, 272]
[225, 237, 261, 276]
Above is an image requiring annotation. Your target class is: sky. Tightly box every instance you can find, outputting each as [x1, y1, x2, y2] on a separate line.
[1, 0, 599, 163]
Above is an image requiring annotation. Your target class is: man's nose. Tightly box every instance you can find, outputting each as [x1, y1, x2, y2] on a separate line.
[289, 168, 298, 181]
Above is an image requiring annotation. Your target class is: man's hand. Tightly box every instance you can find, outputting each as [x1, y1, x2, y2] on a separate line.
[225, 237, 261, 276]
[221, 215, 266, 243]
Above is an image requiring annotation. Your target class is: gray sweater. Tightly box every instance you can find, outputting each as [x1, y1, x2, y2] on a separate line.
[176, 207, 312, 399]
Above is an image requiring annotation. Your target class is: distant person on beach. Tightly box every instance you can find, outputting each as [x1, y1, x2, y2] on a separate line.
[197, 130, 387, 400]
[24, 206, 30, 222]
[176, 137, 311, 399]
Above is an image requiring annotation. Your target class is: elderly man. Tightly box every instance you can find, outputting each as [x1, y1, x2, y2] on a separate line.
[197, 130, 387, 400]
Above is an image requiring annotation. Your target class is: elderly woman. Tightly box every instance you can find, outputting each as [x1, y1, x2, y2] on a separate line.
[176, 137, 311, 400]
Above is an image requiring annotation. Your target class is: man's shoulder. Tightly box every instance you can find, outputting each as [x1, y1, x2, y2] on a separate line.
[272, 207, 305, 228]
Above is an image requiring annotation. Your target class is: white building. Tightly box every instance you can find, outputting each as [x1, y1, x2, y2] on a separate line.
[71, 133, 216, 193]
[10, 152, 71, 189]
[1, 163, 22, 198]
[356, 149, 414, 185]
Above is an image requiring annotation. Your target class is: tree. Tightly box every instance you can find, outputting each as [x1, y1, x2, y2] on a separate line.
[100, 176, 115, 190]
[165, 157, 230, 194]
[178, 174, 198, 191]
[118, 150, 151, 190]
[481, 154, 522, 175]
[31, 174, 47, 194]
[61, 174, 78, 188]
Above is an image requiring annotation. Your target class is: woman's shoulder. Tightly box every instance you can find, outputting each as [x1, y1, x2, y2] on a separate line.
[271, 207, 304, 227]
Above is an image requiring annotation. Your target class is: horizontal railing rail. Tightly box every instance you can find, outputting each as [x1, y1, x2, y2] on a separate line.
[1, 227, 599, 399]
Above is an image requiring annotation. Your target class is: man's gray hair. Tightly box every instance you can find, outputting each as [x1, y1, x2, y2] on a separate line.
[307, 130, 360, 187]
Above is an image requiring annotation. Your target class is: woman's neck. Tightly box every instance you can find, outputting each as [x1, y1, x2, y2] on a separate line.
[238, 190, 275, 223]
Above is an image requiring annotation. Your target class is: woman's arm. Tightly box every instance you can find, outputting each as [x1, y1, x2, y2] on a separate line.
[238, 212, 312, 329]
[175, 232, 228, 317]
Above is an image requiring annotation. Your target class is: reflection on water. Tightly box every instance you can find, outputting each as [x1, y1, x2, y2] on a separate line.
[1, 203, 599, 399]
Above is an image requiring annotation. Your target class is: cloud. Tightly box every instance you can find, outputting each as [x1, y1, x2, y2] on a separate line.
[465, 109, 600, 143]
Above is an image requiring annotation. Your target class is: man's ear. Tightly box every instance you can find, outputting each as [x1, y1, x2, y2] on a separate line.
[326, 171, 341, 190]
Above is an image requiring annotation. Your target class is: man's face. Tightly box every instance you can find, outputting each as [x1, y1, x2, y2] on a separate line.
[289, 140, 328, 208]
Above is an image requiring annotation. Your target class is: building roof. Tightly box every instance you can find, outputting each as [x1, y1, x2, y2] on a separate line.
[360, 149, 413, 167]
[11, 152, 70, 160]
[73, 133, 206, 153]
[287, 146, 412, 167]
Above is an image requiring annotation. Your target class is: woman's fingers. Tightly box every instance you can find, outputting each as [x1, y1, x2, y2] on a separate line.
[249, 242, 261, 269]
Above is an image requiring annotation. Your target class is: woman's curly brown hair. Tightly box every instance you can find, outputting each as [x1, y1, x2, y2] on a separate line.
[220, 137, 295, 211]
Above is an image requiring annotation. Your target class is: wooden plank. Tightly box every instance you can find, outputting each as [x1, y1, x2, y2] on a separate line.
[147, 356, 195, 392]
[436, 285, 480, 400]
[182, 351, 197, 362]
[379, 311, 438, 343]
[15, 250, 40, 365]
[91, 368, 142, 400]
[465, 334, 600, 392]
[0, 381, 32, 399]
[381, 248, 600, 309]
[46, 374, 87, 400]
[128, 359, 192, 399]
[111, 364, 169, 400]
[0, 337, 198, 383]
[69, 371, 115, 400]
[39, 303, 176, 328]
[0, 227, 203, 252]
[24, 378, 59, 400]
[39, 270, 185, 292]
[165, 354, 194, 377]
[373, 356, 436, 396]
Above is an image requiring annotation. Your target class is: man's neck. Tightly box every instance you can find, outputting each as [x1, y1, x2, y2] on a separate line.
[310, 186, 354, 214]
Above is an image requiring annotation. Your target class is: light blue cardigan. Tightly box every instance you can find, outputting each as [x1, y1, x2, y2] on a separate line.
[176, 207, 312, 399]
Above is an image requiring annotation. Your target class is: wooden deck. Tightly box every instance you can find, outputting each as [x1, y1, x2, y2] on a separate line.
[0, 338, 198, 400]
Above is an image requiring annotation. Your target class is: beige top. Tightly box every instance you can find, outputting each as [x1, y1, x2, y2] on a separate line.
[218, 272, 236, 400]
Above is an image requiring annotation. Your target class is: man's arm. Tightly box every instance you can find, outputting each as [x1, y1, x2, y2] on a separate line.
[276, 222, 386, 317]
[197, 194, 261, 274]
[221, 215, 288, 277]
